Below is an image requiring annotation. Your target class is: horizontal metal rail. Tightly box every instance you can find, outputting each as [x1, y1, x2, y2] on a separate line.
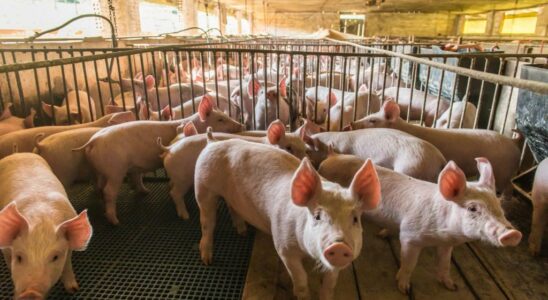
[328, 38, 548, 95]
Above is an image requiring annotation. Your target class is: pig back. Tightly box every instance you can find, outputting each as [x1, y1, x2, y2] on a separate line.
[0, 153, 71, 214]
[196, 139, 300, 233]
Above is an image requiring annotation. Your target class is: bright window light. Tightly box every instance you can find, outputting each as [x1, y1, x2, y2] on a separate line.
[226, 15, 238, 34]
[340, 14, 365, 21]
[0, 0, 102, 38]
[463, 16, 487, 34]
[500, 10, 538, 34]
[139, 0, 181, 35]
[197, 11, 219, 31]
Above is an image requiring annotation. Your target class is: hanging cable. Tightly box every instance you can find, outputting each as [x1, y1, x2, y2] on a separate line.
[107, 0, 118, 36]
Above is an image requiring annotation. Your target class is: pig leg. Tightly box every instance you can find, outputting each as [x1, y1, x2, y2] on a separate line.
[396, 241, 422, 294]
[436, 246, 457, 290]
[102, 176, 123, 225]
[2, 249, 11, 270]
[129, 172, 150, 194]
[196, 186, 219, 265]
[529, 200, 548, 256]
[319, 270, 339, 300]
[61, 251, 79, 294]
[227, 206, 247, 236]
[169, 180, 190, 220]
[278, 250, 310, 299]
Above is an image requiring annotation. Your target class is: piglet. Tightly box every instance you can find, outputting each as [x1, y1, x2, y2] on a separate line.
[327, 85, 381, 131]
[42, 90, 97, 125]
[0, 153, 92, 300]
[435, 101, 478, 129]
[304, 125, 446, 182]
[0, 105, 36, 137]
[318, 153, 522, 293]
[0, 111, 136, 159]
[194, 139, 380, 300]
[529, 158, 548, 256]
[33, 127, 101, 188]
[350, 100, 521, 197]
[161, 120, 308, 219]
[75, 96, 243, 225]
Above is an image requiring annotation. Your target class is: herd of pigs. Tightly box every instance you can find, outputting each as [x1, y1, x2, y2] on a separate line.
[0, 58, 546, 300]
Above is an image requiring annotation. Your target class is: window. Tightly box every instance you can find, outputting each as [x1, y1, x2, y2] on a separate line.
[340, 13, 366, 36]
[0, 0, 101, 38]
[197, 11, 219, 31]
[226, 15, 238, 35]
[139, 0, 181, 35]
[462, 15, 487, 34]
[500, 9, 538, 34]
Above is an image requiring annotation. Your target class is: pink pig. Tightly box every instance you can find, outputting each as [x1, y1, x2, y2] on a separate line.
[74, 96, 243, 225]
[318, 153, 522, 294]
[0, 105, 36, 137]
[351, 100, 521, 197]
[194, 138, 381, 299]
[0, 153, 92, 300]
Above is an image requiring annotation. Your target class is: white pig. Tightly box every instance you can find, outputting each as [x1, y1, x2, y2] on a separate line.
[435, 101, 478, 129]
[529, 158, 548, 256]
[33, 127, 101, 188]
[350, 100, 521, 197]
[304, 127, 446, 182]
[0, 153, 93, 300]
[74, 96, 244, 225]
[327, 85, 382, 131]
[0, 105, 36, 137]
[0, 111, 136, 159]
[194, 139, 381, 299]
[253, 79, 292, 130]
[133, 75, 208, 111]
[161, 120, 308, 219]
[42, 90, 97, 125]
[318, 153, 522, 294]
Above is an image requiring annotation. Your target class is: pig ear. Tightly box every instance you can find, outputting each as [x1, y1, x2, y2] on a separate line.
[382, 100, 400, 122]
[0, 203, 29, 248]
[42, 102, 54, 117]
[349, 159, 381, 211]
[329, 92, 338, 106]
[0, 105, 12, 121]
[24, 108, 36, 128]
[279, 78, 287, 98]
[182, 122, 198, 137]
[267, 120, 286, 145]
[438, 161, 467, 202]
[144, 75, 155, 90]
[198, 95, 214, 122]
[56, 210, 92, 251]
[161, 106, 173, 121]
[476, 157, 496, 191]
[247, 79, 261, 97]
[134, 72, 143, 80]
[139, 102, 151, 120]
[291, 158, 321, 207]
[358, 84, 368, 93]
[108, 111, 136, 125]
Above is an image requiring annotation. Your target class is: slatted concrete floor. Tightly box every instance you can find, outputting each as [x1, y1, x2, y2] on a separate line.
[0, 179, 546, 299]
[244, 196, 548, 300]
[0, 180, 255, 299]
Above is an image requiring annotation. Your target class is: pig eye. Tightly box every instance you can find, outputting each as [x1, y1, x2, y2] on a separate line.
[286, 146, 292, 152]
[353, 216, 359, 225]
[52, 255, 59, 262]
[467, 205, 479, 213]
[217, 118, 224, 122]
[314, 212, 321, 221]
[16, 255, 22, 264]
[369, 119, 376, 124]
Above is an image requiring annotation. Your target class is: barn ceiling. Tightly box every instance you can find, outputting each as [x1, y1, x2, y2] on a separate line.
[190, 0, 547, 15]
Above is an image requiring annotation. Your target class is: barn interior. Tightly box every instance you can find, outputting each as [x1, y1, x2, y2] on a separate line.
[0, 0, 547, 299]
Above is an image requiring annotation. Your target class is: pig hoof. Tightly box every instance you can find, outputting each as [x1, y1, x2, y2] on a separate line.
[236, 227, 248, 236]
[106, 214, 120, 225]
[377, 228, 390, 238]
[176, 209, 190, 220]
[528, 243, 540, 256]
[200, 251, 213, 265]
[397, 282, 410, 295]
[63, 279, 80, 294]
[440, 279, 457, 291]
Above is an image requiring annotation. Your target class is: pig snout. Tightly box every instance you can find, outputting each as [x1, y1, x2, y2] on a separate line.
[323, 242, 354, 268]
[498, 229, 522, 247]
[17, 289, 44, 300]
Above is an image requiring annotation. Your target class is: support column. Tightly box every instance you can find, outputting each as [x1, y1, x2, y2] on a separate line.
[247, 12, 253, 34]
[179, 0, 198, 30]
[236, 10, 243, 34]
[217, 4, 227, 34]
[536, 4, 548, 37]
[98, 0, 141, 37]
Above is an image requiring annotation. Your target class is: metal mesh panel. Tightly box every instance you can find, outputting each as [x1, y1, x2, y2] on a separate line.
[0, 181, 254, 299]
